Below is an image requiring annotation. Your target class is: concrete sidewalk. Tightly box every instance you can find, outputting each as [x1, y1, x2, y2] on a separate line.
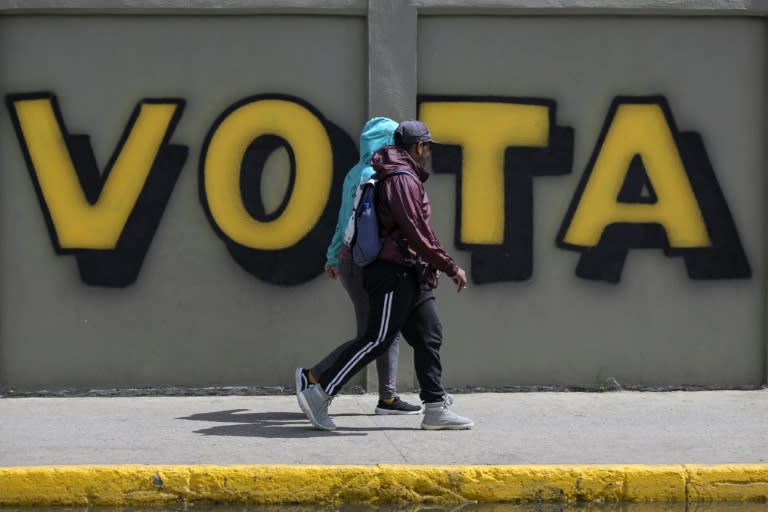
[1, 390, 767, 505]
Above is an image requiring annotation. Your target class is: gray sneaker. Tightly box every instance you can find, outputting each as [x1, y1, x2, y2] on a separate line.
[297, 383, 336, 431]
[421, 396, 474, 430]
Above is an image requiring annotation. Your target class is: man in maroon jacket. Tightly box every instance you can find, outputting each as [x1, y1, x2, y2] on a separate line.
[295, 120, 473, 431]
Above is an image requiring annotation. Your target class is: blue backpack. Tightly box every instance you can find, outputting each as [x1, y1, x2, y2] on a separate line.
[349, 170, 416, 267]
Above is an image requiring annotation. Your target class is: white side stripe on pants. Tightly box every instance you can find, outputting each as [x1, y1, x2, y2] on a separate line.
[326, 291, 393, 395]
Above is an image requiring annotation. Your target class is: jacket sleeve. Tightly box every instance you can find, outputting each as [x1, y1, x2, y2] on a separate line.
[384, 175, 459, 277]
[325, 171, 357, 267]
[324, 206, 345, 268]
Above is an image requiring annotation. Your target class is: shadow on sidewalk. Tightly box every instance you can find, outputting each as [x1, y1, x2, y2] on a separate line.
[177, 409, 420, 438]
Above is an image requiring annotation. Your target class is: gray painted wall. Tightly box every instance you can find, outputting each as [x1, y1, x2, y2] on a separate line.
[0, 1, 765, 393]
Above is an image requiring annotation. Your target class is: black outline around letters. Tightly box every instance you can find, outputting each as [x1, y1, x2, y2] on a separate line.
[419, 95, 574, 284]
[556, 96, 750, 283]
[198, 94, 356, 286]
[6, 92, 188, 287]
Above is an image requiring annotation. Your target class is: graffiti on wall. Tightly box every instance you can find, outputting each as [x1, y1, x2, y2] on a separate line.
[6, 93, 356, 287]
[556, 97, 750, 283]
[5, 92, 751, 287]
[421, 95, 750, 284]
[199, 95, 356, 285]
[6, 93, 188, 287]
[420, 96, 574, 284]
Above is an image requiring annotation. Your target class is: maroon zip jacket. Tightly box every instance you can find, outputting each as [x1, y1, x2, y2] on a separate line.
[371, 145, 459, 278]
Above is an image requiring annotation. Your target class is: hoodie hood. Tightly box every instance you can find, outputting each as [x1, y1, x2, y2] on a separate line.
[359, 117, 398, 163]
[371, 145, 430, 182]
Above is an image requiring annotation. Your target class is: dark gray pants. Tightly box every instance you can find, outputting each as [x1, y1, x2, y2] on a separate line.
[310, 252, 399, 400]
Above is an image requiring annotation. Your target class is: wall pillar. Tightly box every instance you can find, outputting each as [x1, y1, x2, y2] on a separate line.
[364, 0, 418, 395]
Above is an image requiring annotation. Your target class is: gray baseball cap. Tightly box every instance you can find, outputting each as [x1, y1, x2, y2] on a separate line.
[394, 120, 439, 145]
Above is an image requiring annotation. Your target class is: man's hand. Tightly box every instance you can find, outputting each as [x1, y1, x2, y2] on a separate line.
[325, 265, 339, 280]
[450, 267, 468, 292]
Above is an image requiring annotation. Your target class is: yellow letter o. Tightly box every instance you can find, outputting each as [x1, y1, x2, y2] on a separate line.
[204, 98, 333, 249]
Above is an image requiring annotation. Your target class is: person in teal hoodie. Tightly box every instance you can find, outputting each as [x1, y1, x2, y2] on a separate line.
[296, 117, 420, 415]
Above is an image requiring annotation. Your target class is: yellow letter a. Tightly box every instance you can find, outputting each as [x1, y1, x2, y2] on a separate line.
[562, 101, 711, 249]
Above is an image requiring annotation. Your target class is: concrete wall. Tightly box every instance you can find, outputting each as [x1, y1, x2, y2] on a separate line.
[0, 0, 765, 393]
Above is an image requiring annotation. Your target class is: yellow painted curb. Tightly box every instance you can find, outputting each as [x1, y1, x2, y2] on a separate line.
[0, 464, 766, 506]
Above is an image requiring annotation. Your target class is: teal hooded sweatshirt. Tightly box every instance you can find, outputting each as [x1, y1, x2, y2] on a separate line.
[325, 117, 398, 268]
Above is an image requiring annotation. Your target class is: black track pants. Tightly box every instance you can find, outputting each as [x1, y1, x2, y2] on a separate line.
[317, 260, 445, 403]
